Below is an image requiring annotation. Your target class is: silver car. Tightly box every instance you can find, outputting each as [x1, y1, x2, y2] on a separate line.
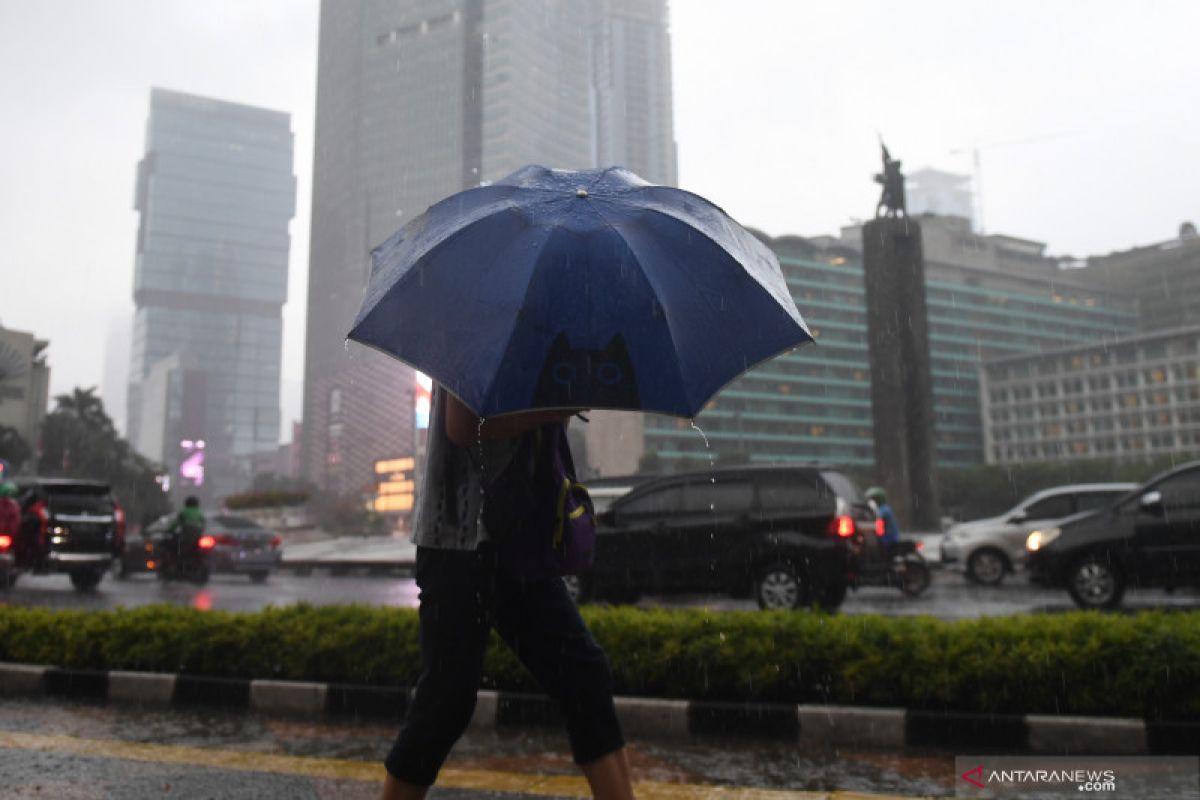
[939, 483, 1136, 585]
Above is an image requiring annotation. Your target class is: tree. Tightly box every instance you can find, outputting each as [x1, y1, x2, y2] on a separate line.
[0, 425, 32, 474]
[37, 387, 170, 527]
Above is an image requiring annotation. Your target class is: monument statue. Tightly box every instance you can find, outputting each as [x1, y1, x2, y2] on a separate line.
[874, 143, 906, 218]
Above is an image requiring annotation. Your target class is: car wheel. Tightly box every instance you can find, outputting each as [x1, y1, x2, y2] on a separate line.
[966, 548, 1009, 586]
[755, 562, 806, 611]
[1067, 555, 1125, 610]
[899, 557, 931, 597]
[0, 569, 18, 590]
[69, 569, 103, 592]
[249, 570, 269, 584]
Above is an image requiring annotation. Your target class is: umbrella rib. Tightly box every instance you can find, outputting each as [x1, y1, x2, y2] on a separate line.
[582, 199, 698, 417]
[626, 204, 808, 334]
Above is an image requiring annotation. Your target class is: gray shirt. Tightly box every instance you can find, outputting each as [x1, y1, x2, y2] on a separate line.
[411, 385, 524, 551]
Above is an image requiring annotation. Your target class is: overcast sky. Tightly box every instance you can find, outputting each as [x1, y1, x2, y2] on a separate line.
[2, 0, 1197, 440]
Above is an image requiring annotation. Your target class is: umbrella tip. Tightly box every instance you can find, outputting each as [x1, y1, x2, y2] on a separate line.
[575, 188, 588, 198]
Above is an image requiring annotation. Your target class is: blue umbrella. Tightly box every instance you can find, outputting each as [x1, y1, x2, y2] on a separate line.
[348, 165, 813, 418]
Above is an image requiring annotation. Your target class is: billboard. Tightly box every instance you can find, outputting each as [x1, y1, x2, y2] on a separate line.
[373, 456, 415, 513]
[179, 439, 206, 487]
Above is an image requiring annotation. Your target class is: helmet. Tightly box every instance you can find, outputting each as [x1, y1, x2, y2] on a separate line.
[184, 495, 200, 508]
[865, 486, 887, 503]
[0, 481, 16, 498]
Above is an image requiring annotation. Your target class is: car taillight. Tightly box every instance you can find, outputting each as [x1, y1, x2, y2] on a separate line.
[829, 515, 856, 538]
[875, 518, 885, 537]
[31, 500, 49, 545]
[197, 535, 216, 550]
[113, 503, 126, 550]
[270, 535, 282, 549]
[0, 534, 12, 552]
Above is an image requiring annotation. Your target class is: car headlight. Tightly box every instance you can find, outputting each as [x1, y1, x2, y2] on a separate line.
[1026, 527, 1061, 552]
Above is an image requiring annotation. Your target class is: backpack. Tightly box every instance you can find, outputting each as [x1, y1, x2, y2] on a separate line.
[481, 422, 595, 579]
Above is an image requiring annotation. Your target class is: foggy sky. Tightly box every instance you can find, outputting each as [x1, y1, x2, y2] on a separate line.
[2, 0, 1197, 440]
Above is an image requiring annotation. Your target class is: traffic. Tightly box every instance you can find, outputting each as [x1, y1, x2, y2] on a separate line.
[5, 460, 1200, 614]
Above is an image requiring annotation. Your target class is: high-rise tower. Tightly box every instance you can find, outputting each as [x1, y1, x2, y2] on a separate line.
[127, 89, 296, 501]
[302, 0, 677, 496]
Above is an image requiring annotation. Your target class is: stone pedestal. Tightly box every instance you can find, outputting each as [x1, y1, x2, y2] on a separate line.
[862, 217, 941, 530]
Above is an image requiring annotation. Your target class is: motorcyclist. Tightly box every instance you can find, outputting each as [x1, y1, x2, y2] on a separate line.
[162, 496, 206, 576]
[866, 486, 901, 554]
[0, 481, 20, 554]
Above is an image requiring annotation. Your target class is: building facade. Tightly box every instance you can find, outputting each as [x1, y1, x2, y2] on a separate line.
[0, 325, 50, 457]
[587, 218, 1135, 476]
[127, 88, 296, 501]
[303, 0, 676, 497]
[982, 326, 1200, 465]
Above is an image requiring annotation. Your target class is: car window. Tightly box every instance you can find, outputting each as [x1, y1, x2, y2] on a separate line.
[619, 485, 683, 516]
[682, 480, 753, 513]
[1154, 470, 1200, 514]
[1022, 494, 1074, 520]
[45, 485, 114, 513]
[212, 515, 261, 529]
[758, 475, 824, 512]
[1075, 491, 1122, 513]
[819, 471, 863, 504]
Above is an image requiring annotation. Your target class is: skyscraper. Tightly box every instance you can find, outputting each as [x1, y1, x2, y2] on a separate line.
[127, 89, 296, 501]
[303, 0, 676, 497]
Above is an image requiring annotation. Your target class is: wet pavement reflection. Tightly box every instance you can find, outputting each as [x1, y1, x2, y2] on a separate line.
[0, 696, 955, 798]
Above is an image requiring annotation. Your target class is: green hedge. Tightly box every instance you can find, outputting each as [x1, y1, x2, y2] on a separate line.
[1, 604, 1197, 719]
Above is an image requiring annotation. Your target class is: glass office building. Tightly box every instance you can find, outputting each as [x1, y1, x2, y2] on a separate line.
[127, 88, 296, 501]
[638, 221, 1135, 472]
[304, 0, 676, 497]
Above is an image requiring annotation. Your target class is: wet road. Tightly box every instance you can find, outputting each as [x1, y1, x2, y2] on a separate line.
[0, 695, 955, 798]
[3, 565, 1198, 617]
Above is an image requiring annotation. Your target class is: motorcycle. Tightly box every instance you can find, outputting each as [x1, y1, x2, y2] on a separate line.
[853, 538, 932, 597]
[153, 528, 213, 585]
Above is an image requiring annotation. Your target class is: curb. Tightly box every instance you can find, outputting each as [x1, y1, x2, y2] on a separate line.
[2, 662, 1196, 755]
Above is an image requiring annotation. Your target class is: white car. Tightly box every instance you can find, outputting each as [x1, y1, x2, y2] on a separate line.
[939, 483, 1136, 585]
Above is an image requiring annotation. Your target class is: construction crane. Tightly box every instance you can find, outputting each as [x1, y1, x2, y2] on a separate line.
[951, 130, 1081, 234]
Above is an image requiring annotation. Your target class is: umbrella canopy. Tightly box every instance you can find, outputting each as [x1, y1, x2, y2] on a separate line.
[348, 165, 813, 418]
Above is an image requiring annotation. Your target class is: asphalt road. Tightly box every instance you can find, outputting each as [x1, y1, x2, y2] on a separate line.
[3, 564, 1199, 617]
[0, 695, 955, 798]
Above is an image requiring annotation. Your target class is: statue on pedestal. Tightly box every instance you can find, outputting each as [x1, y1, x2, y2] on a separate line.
[874, 143, 906, 218]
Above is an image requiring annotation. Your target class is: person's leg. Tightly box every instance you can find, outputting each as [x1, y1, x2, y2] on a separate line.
[383, 547, 493, 794]
[493, 570, 632, 799]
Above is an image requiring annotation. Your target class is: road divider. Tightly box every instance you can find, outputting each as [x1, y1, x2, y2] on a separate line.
[0, 660, 1194, 755]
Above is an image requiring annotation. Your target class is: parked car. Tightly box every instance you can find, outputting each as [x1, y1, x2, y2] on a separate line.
[1026, 461, 1200, 609]
[566, 464, 877, 611]
[939, 483, 1136, 585]
[0, 478, 125, 591]
[118, 513, 282, 583]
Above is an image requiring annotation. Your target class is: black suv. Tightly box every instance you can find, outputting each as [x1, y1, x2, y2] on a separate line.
[0, 479, 125, 591]
[1026, 460, 1200, 609]
[572, 465, 876, 611]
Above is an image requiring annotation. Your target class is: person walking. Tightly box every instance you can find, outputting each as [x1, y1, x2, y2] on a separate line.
[381, 386, 634, 800]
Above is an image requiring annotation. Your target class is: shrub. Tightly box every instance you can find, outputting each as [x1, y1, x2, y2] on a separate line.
[0, 605, 1197, 719]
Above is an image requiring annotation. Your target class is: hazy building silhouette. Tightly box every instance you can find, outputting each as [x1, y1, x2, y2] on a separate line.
[303, 0, 677, 497]
[127, 88, 296, 502]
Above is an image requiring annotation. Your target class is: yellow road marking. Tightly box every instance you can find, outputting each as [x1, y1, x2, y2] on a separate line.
[0, 730, 925, 799]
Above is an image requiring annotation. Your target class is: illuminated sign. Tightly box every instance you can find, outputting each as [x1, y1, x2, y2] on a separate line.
[375, 457, 414, 474]
[179, 439, 206, 487]
[373, 455, 415, 515]
[416, 372, 432, 429]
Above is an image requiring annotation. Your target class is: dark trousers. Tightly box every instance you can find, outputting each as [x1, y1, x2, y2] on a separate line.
[385, 545, 624, 787]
